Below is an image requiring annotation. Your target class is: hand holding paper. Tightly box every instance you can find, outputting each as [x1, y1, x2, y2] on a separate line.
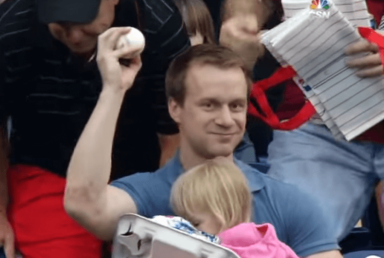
[346, 30, 384, 78]
[263, 0, 384, 141]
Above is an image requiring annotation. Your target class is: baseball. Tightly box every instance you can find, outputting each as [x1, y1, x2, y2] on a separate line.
[116, 27, 145, 57]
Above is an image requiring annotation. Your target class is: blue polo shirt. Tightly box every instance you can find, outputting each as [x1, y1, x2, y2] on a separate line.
[111, 155, 339, 257]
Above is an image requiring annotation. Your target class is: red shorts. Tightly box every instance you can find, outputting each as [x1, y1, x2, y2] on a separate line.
[7, 165, 102, 258]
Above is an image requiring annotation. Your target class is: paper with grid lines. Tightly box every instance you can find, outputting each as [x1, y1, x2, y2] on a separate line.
[263, 0, 384, 140]
[282, 0, 370, 27]
[280, 0, 371, 137]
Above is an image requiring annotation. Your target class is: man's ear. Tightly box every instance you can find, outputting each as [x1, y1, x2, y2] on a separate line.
[168, 98, 182, 124]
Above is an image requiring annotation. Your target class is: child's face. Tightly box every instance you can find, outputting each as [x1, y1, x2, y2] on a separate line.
[189, 31, 204, 46]
[189, 212, 222, 235]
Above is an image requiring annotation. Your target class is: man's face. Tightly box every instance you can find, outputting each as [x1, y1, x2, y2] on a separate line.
[48, 0, 118, 56]
[170, 64, 248, 159]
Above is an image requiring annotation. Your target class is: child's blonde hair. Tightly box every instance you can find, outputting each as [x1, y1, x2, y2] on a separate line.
[171, 158, 252, 232]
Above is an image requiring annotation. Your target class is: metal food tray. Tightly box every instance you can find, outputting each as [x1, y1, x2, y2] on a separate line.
[112, 213, 240, 258]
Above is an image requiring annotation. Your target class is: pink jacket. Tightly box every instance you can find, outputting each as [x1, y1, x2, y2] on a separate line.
[218, 223, 299, 258]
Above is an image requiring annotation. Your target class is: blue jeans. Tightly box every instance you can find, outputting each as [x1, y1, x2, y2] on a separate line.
[268, 122, 384, 241]
[344, 250, 384, 258]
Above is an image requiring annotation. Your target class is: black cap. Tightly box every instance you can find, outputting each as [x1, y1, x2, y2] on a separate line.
[36, 0, 102, 24]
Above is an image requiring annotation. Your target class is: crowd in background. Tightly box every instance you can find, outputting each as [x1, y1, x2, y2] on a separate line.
[0, 0, 384, 258]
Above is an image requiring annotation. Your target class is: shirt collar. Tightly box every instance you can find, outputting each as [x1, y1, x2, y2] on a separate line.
[168, 151, 266, 192]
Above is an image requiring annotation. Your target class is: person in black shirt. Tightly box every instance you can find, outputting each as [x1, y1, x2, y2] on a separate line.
[0, 0, 189, 257]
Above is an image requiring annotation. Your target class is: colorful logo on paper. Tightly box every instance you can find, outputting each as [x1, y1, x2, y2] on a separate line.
[310, 0, 330, 10]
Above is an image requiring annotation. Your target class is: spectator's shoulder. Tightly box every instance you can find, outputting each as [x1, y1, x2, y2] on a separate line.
[136, 0, 189, 55]
[237, 163, 338, 256]
[244, 167, 319, 226]
[111, 161, 180, 217]
[111, 156, 182, 191]
[138, 0, 178, 20]
[0, 0, 36, 27]
[262, 174, 316, 211]
[0, 0, 37, 47]
[137, 0, 180, 33]
[262, 176, 339, 256]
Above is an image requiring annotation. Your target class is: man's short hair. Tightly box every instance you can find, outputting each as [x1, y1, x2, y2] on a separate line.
[165, 44, 252, 105]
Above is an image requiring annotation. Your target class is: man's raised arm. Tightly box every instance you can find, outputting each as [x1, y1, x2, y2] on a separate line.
[223, 0, 258, 18]
[64, 27, 142, 241]
[220, 0, 274, 71]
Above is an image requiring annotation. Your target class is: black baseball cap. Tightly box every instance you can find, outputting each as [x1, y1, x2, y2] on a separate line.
[36, 0, 102, 24]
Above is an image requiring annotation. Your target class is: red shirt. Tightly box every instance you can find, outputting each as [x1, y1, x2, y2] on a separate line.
[276, 0, 384, 144]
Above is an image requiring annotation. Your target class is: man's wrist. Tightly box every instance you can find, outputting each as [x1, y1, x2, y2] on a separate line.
[244, 47, 266, 71]
[244, 60, 257, 73]
[100, 87, 126, 100]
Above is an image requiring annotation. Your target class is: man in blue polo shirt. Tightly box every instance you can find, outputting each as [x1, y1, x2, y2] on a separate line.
[64, 34, 341, 257]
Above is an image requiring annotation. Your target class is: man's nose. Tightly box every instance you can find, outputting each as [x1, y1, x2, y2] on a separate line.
[215, 106, 235, 127]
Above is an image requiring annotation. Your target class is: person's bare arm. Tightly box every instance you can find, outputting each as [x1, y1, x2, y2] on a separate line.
[64, 27, 142, 241]
[65, 89, 138, 240]
[223, 0, 258, 18]
[307, 250, 343, 258]
[220, 0, 273, 71]
[158, 133, 179, 167]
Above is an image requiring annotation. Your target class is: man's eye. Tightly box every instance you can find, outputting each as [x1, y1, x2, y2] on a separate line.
[202, 103, 213, 109]
[231, 103, 245, 111]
